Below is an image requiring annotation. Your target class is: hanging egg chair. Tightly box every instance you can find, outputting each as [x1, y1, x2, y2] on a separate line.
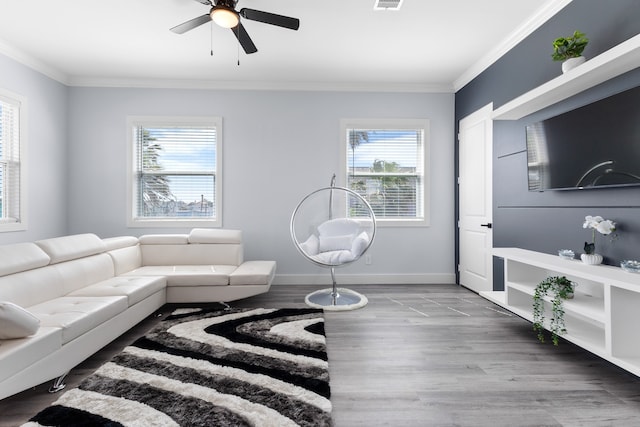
[290, 175, 376, 310]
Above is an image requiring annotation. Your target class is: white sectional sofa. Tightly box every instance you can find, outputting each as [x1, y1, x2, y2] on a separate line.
[0, 228, 276, 400]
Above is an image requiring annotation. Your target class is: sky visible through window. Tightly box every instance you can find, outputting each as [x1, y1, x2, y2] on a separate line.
[145, 126, 216, 203]
[348, 130, 419, 169]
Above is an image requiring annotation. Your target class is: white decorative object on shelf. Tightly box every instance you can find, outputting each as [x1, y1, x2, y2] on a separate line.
[581, 253, 603, 265]
[582, 215, 617, 262]
[558, 249, 575, 260]
[621, 260, 640, 273]
[562, 56, 586, 73]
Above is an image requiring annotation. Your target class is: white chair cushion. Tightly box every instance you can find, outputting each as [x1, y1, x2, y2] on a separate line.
[312, 250, 356, 265]
[0, 302, 41, 339]
[299, 234, 320, 256]
[317, 218, 360, 236]
[319, 234, 354, 252]
[350, 232, 371, 258]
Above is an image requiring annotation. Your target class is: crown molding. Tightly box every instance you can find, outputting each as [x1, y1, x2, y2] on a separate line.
[453, 0, 573, 92]
[67, 76, 454, 93]
[0, 37, 69, 85]
[0, 35, 452, 93]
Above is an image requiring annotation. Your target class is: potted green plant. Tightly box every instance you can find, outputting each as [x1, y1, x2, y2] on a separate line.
[532, 275, 576, 345]
[552, 30, 588, 73]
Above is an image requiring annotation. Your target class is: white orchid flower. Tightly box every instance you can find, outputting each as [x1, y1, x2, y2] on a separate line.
[596, 219, 616, 235]
[583, 215, 604, 229]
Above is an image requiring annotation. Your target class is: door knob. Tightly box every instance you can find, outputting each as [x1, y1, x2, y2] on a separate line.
[480, 223, 492, 229]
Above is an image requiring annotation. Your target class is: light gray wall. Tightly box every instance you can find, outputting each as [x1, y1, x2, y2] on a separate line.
[67, 88, 455, 284]
[0, 54, 68, 244]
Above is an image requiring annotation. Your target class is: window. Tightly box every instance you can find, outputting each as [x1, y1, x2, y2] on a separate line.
[127, 116, 222, 227]
[0, 90, 26, 232]
[340, 119, 429, 226]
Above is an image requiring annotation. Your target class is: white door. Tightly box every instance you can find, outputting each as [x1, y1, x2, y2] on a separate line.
[458, 103, 493, 293]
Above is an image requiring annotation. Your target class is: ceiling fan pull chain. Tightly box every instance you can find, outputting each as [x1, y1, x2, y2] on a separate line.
[236, 26, 240, 66]
[210, 22, 214, 56]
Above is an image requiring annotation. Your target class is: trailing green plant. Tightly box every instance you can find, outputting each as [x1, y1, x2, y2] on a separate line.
[532, 276, 575, 345]
[552, 30, 588, 61]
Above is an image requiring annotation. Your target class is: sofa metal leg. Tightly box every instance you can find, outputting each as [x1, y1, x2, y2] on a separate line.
[48, 372, 69, 393]
[220, 301, 232, 311]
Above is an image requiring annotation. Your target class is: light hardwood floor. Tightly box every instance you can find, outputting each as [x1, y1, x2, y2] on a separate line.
[2, 284, 640, 426]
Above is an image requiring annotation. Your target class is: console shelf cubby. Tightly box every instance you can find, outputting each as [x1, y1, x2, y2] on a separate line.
[481, 248, 640, 377]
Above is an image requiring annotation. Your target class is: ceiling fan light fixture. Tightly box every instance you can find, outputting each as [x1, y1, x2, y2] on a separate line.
[211, 6, 239, 28]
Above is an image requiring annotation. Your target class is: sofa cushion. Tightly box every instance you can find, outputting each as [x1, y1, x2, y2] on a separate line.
[229, 261, 276, 286]
[107, 245, 143, 276]
[103, 236, 139, 251]
[122, 265, 236, 286]
[139, 234, 188, 245]
[141, 244, 243, 267]
[0, 243, 50, 277]
[68, 276, 166, 306]
[0, 301, 41, 339]
[188, 228, 242, 244]
[51, 253, 116, 295]
[0, 326, 61, 383]
[0, 265, 65, 308]
[36, 234, 107, 264]
[29, 296, 128, 344]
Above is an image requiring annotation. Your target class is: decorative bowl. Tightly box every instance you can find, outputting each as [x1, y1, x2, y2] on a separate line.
[558, 249, 575, 260]
[621, 260, 640, 273]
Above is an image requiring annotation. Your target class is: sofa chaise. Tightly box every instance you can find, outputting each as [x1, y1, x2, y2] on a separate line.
[0, 228, 276, 400]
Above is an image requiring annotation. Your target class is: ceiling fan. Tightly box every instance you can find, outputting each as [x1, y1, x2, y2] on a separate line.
[170, 0, 300, 54]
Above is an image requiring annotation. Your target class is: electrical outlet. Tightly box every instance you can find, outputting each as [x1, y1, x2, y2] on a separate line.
[365, 254, 372, 265]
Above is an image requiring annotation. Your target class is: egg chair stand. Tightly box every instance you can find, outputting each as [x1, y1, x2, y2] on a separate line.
[290, 175, 376, 311]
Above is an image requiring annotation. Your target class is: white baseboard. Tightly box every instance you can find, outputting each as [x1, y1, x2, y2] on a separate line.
[273, 273, 456, 286]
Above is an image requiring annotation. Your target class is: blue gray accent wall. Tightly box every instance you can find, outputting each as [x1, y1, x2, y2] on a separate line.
[455, 0, 640, 289]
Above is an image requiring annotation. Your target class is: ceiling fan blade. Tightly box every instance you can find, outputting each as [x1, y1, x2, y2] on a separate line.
[231, 23, 258, 54]
[239, 8, 300, 30]
[170, 14, 212, 34]
[192, 0, 212, 4]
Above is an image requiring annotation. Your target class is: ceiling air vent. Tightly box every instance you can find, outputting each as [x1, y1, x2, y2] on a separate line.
[374, 0, 403, 11]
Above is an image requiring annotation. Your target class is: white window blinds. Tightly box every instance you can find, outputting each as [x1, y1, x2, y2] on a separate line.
[129, 117, 221, 226]
[0, 94, 22, 226]
[343, 119, 429, 225]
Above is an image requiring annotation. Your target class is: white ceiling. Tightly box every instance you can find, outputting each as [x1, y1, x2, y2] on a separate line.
[0, 0, 568, 92]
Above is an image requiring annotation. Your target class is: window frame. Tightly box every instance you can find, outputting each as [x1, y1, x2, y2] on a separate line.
[0, 89, 27, 232]
[339, 118, 430, 227]
[126, 116, 223, 228]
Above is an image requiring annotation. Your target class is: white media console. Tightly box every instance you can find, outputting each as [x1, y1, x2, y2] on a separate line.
[482, 248, 640, 377]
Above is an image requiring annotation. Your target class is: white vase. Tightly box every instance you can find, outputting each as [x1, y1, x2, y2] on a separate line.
[562, 56, 586, 73]
[581, 253, 603, 265]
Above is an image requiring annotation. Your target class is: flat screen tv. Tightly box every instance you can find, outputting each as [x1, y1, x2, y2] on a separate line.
[526, 85, 640, 191]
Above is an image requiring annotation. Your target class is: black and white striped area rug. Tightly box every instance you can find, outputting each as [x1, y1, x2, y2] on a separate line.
[25, 307, 332, 427]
